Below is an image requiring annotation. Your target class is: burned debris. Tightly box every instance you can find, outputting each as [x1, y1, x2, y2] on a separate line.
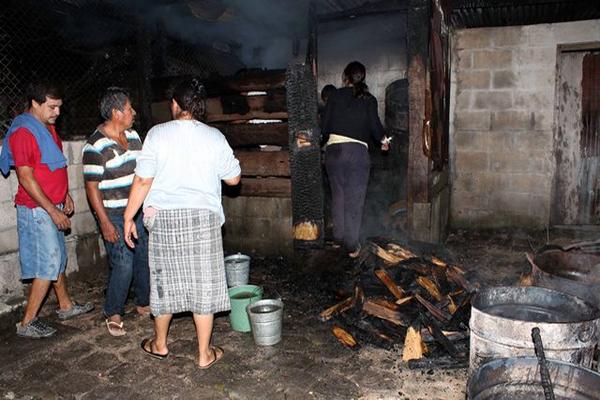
[319, 238, 475, 368]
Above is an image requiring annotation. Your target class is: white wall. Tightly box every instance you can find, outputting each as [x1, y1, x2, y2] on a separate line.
[318, 13, 408, 119]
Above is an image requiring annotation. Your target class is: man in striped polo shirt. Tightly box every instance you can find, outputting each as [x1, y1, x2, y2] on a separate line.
[82, 87, 149, 336]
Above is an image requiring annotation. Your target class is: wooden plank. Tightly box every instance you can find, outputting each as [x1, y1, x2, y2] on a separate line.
[416, 276, 443, 302]
[213, 122, 288, 147]
[235, 149, 289, 177]
[206, 111, 288, 123]
[332, 325, 359, 350]
[238, 177, 291, 197]
[226, 70, 286, 92]
[414, 293, 451, 323]
[446, 265, 477, 293]
[319, 295, 355, 322]
[402, 325, 427, 361]
[374, 268, 406, 300]
[206, 93, 287, 115]
[362, 298, 408, 326]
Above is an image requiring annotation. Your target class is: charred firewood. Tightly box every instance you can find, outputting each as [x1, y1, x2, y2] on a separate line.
[444, 293, 472, 331]
[445, 265, 477, 293]
[319, 295, 355, 322]
[370, 243, 407, 265]
[397, 259, 432, 275]
[430, 256, 448, 268]
[431, 266, 451, 296]
[402, 325, 427, 361]
[421, 315, 462, 358]
[332, 325, 359, 350]
[366, 316, 407, 342]
[416, 276, 443, 302]
[385, 243, 418, 260]
[362, 298, 409, 326]
[336, 315, 395, 350]
[407, 356, 469, 370]
[395, 296, 414, 306]
[374, 268, 406, 300]
[420, 328, 468, 343]
[414, 294, 451, 323]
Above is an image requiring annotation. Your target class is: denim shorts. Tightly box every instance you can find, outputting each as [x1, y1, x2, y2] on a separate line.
[16, 205, 67, 281]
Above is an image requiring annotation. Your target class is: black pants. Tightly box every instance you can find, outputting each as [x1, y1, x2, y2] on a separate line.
[324, 143, 370, 252]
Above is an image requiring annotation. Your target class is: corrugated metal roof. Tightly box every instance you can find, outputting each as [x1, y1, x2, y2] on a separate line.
[451, 0, 600, 28]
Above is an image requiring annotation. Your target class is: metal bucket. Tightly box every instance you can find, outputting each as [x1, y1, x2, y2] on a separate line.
[246, 299, 284, 346]
[469, 286, 600, 372]
[225, 253, 250, 287]
[468, 357, 600, 399]
[531, 247, 600, 308]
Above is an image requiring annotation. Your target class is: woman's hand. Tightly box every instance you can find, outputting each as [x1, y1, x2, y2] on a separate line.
[123, 218, 138, 248]
[380, 136, 392, 152]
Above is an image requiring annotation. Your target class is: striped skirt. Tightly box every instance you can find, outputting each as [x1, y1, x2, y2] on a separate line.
[144, 209, 230, 316]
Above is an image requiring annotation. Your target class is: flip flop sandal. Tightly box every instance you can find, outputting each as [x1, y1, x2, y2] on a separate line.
[197, 346, 224, 370]
[140, 338, 169, 360]
[105, 319, 126, 337]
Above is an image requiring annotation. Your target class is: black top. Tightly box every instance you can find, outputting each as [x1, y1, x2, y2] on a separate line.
[321, 87, 385, 146]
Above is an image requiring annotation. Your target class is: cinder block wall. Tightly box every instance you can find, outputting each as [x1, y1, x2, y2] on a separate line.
[0, 140, 103, 310]
[449, 20, 600, 229]
[318, 14, 408, 116]
[222, 197, 293, 256]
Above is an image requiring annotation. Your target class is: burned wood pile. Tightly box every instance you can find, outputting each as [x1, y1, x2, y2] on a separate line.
[320, 239, 476, 369]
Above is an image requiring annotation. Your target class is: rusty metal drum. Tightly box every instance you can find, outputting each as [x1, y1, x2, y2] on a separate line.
[468, 357, 600, 399]
[469, 286, 600, 372]
[531, 246, 600, 308]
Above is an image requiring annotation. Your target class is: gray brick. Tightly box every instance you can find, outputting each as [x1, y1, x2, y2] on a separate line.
[473, 50, 512, 69]
[456, 29, 491, 49]
[453, 131, 489, 151]
[473, 91, 512, 110]
[491, 27, 523, 47]
[0, 201, 17, 228]
[458, 71, 490, 89]
[454, 111, 491, 130]
[492, 71, 516, 89]
[456, 151, 488, 172]
[491, 111, 533, 131]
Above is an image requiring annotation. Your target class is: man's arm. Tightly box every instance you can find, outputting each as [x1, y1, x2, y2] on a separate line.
[123, 175, 154, 248]
[15, 166, 70, 230]
[84, 181, 119, 243]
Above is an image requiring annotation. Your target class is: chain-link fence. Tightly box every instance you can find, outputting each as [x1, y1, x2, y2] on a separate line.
[0, 0, 250, 139]
[0, 0, 139, 139]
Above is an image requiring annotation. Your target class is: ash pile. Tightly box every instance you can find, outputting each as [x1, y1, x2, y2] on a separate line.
[320, 238, 477, 369]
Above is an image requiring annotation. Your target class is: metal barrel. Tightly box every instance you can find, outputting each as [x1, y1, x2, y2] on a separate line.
[469, 286, 600, 372]
[246, 299, 284, 346]
[468, 357, 600, 399]
[224, 253, 251, 287]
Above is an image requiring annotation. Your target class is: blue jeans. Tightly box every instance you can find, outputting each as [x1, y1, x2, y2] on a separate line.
[103, 211, 149, 317]
[16, 205, 67, 281]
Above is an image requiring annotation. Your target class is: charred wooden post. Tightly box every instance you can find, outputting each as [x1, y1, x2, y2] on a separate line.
[286, 64, 324, 248]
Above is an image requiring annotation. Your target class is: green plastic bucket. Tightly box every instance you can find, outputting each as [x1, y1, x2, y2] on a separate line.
[228, 285, 263, 332]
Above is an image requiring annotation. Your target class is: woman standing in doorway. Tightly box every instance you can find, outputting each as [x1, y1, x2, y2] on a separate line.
[321, 61, 389, 258]
[123, 78, 241, 369]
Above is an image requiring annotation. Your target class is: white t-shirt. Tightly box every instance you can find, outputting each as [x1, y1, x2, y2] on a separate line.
[135, 119, 240, 225]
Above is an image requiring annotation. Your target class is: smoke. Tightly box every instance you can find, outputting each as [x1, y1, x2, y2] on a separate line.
[131, 0, 310, 69]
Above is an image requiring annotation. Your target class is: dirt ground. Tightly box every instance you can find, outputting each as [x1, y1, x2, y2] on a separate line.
[0, 230, 570, 399]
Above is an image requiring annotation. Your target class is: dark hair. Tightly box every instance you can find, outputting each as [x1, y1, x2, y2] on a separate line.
[172, 78, 207, 121]
[321, 84, 336, 102]
[99, 87, 130, 121]
[25, 81, 62, 107]
[343, 61, 368, 99]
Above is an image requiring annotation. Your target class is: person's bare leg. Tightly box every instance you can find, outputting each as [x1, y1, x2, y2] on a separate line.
[193, 314, 215, 366]
[147, 314, 171, 355]
[52, 273, 73, 311]
[21, 278, 52, 325]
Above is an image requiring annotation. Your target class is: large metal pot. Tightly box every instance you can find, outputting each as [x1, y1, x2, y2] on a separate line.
[469, 286, 600, 372]
[468, 357, 600, 399]
[530, 245, 600, 308]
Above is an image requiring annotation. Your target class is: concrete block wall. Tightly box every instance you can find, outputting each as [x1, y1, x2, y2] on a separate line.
[0, 140, 103, 309]
[222, 196, 293, 256]
[318, 14, 408, 119]
[449, 20, 600, 229]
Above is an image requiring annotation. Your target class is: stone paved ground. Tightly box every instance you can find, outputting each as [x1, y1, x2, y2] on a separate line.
[0, 231, 555, 400]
